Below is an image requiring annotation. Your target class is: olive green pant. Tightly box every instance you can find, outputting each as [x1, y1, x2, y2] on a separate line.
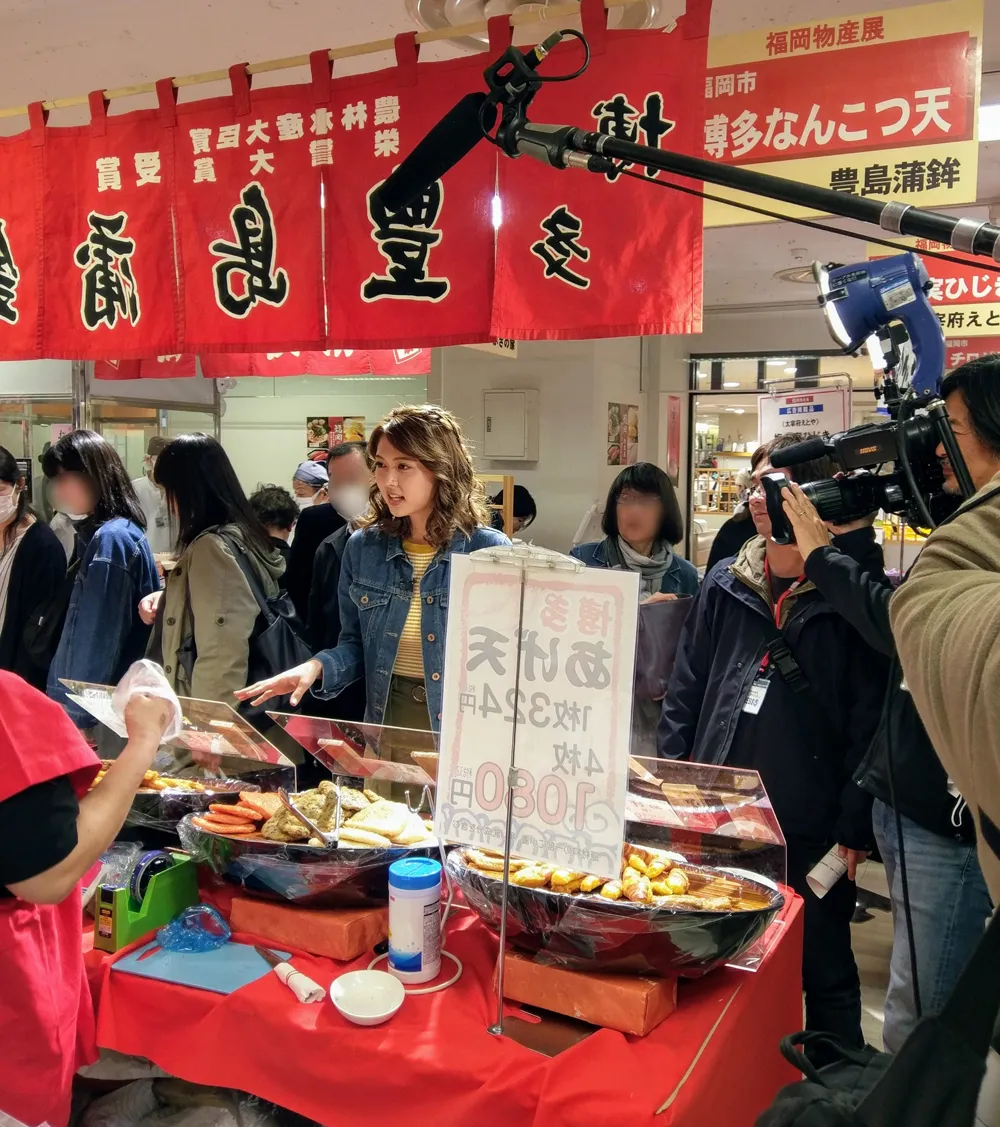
[370, 676, 432, 803]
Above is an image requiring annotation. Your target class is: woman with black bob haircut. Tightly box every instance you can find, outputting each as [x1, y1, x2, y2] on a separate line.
[41, 430, 159, 725]
[139, 434, 285, 705]
[0, 446, 66, 688]
[571, 461, 698, 600]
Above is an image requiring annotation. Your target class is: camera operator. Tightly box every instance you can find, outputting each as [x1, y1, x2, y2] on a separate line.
[778, 389, 994, 1051]
[890, 356, 1000, 909]
[658, 433, 889, 1049]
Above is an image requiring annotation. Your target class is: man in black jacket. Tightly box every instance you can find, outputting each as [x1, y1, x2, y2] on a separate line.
[304, 443, 373, 722]
[659, 434, 889, 1049]
[778, 413, 993, 1051]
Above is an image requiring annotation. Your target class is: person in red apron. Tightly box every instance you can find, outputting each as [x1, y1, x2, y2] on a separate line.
[0, 672, 171, 1127]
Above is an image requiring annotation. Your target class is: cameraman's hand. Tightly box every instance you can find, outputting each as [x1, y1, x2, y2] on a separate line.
[780, 483, 832, 561]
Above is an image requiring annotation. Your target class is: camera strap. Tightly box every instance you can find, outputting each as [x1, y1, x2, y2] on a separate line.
[759, 561, 811, 695]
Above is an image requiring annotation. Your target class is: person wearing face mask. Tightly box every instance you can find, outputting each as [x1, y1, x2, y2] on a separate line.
[0, 447, 66, 690]
[130, 436, 173, 556]
[237, 407, 509, 748]
[284, 455, 344, 621]
[303, 443, 374, 722]
[291, 459, 329, 509]
[41, 431, 159, 728]
[658, 432, 889, 1050]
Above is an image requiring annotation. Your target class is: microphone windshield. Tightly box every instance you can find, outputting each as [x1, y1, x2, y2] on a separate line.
[375, 92, 497, 213]
[769, 436, 830, 468]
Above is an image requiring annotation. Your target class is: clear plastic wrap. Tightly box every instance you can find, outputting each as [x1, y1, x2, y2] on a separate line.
[177, 814, 439, 907]
[448, 847, 783, 978]
[122, 766, 295, 834]
[111, 659, 184, 740]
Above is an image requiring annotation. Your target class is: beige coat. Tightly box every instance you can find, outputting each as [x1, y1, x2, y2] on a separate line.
[890, 472, 1000, 902]
[158, 525, 285, 706]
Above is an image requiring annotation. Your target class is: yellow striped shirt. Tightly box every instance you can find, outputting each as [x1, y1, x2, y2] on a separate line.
[393, 541, 435, 679]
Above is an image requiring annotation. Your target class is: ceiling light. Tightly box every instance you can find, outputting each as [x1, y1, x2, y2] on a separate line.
[980, 103, 1000, 143]
[723, 381, 740, 387]
[766, 359, 786, 366]
[783, 366, 797, 374]
[696, 371, 708, 379]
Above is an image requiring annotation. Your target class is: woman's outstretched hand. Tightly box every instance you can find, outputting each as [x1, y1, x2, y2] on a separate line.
[235, 659, 323, 708]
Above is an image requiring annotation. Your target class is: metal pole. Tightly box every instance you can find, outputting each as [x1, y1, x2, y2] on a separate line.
[512, 124, 1000, 262]
[70, 360, 88, 430]
[489, 562, 528, 1037]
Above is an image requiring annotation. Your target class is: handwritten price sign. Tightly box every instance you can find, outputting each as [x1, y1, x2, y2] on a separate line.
[435, 554, 638, 878]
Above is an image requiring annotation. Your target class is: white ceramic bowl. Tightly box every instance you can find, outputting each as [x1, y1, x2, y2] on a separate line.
[330, 970, 405, 1026]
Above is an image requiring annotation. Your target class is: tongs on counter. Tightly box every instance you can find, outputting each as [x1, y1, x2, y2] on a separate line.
[277, 786, 341, 847]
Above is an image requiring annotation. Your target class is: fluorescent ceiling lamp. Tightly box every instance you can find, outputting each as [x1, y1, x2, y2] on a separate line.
[766, 359, 786, 366]
[783, 366, 797, 373]
[723, 380, 740, 387]
[980, 103, 1000, 143]
[696, 371, 708, 378]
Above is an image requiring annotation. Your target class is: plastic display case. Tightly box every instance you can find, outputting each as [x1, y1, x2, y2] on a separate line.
[175, 714, 442, 907]
[448, 756, 786, 978]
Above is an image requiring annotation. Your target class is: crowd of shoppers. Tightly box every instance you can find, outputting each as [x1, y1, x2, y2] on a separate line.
[2, 365, 998, 1078]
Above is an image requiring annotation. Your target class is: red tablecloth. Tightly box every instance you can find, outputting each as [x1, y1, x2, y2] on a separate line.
[86, 893, 804, 1127]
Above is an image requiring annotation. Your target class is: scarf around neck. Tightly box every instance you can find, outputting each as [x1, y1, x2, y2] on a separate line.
[603, 536, 671, 597]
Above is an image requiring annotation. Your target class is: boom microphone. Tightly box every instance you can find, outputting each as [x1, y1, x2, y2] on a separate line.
[769, 436, 831, 468]
[375, 93, 497, 214]
[374, 31, 565, 213]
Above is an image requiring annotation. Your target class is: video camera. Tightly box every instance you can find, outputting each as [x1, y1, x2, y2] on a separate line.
[761, 253, 976, 545]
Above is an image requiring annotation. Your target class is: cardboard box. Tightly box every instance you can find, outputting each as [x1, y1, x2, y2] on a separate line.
[496, 949, 677, 1036]
[230, 897, 387, 962]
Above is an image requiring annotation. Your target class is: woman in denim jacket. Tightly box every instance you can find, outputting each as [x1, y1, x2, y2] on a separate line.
[240, 406, 509, 734]
[42, 431, 159, 728]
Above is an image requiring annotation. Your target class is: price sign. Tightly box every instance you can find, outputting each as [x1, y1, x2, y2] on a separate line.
[435, 554, 638, 878]
[757, 386, 850, 443]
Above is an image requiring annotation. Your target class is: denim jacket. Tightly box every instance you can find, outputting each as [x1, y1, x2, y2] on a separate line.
[313, 525, 509, 730]
[569, 538, 700, 597]
[48, 518, 160, 727]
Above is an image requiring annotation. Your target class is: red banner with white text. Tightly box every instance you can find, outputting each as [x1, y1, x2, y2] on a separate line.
[0, 17, 713, 362]
[322, 39, 497, 348]
[93, 348, 430, 378]
[171, 75, 327, 353]
[39, 102, 181, 358]
[491, 0, 710, 339]
[0, 132, 43, 359]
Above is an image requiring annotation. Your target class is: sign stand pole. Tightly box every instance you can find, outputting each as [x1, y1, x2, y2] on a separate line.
[488, 559, 528, 1038]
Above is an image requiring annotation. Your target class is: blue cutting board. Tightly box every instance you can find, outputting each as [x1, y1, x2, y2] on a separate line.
[113, 941, 291, 994]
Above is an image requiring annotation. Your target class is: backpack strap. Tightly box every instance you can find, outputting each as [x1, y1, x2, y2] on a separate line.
[779, 1031, 875, 1085]
[216, 532, 275, 626]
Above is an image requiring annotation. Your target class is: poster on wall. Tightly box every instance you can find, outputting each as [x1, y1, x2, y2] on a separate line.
[757, 386, 850, 443]
[945, 337, 1000, 368]
[869, 239, 1000, 337]
[607, 403, 639, 466]
[665, 394, 682, 485]
[306, 415, 366, 450]
[702, 0, 983, 226]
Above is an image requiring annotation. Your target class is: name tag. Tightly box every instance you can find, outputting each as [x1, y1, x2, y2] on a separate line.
[743, 677, 770, 715]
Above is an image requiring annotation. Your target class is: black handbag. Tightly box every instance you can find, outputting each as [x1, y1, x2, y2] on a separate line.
[757, 904, 1000, 1127]
[216, 533, 314, 716]
[21, 558, 80, 671]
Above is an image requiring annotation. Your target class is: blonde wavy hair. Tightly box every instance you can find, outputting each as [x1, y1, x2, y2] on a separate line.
[361, 404, 490, 548]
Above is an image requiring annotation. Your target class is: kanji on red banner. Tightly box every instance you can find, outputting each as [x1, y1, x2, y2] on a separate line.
[39, 96, 181, 359]
[702, 33, 976, 167]
[171, 71, 325, 353]
[945, 337, 1000, 369]
[492, 0, 710, 340]
[0, 130, 43, 359]
[323, 38, 496, 348]
[200, 348, 430, 376]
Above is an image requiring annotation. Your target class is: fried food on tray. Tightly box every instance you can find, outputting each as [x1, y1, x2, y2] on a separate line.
[91, 766, 210, 794]
[196, 785, 437, 850]
[460, 841, 759, 911]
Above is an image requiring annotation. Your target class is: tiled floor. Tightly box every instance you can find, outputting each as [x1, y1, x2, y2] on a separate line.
[852, 858, 893, 1050]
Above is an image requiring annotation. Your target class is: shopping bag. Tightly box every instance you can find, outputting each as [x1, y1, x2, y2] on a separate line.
[633, 596, 694, 701]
